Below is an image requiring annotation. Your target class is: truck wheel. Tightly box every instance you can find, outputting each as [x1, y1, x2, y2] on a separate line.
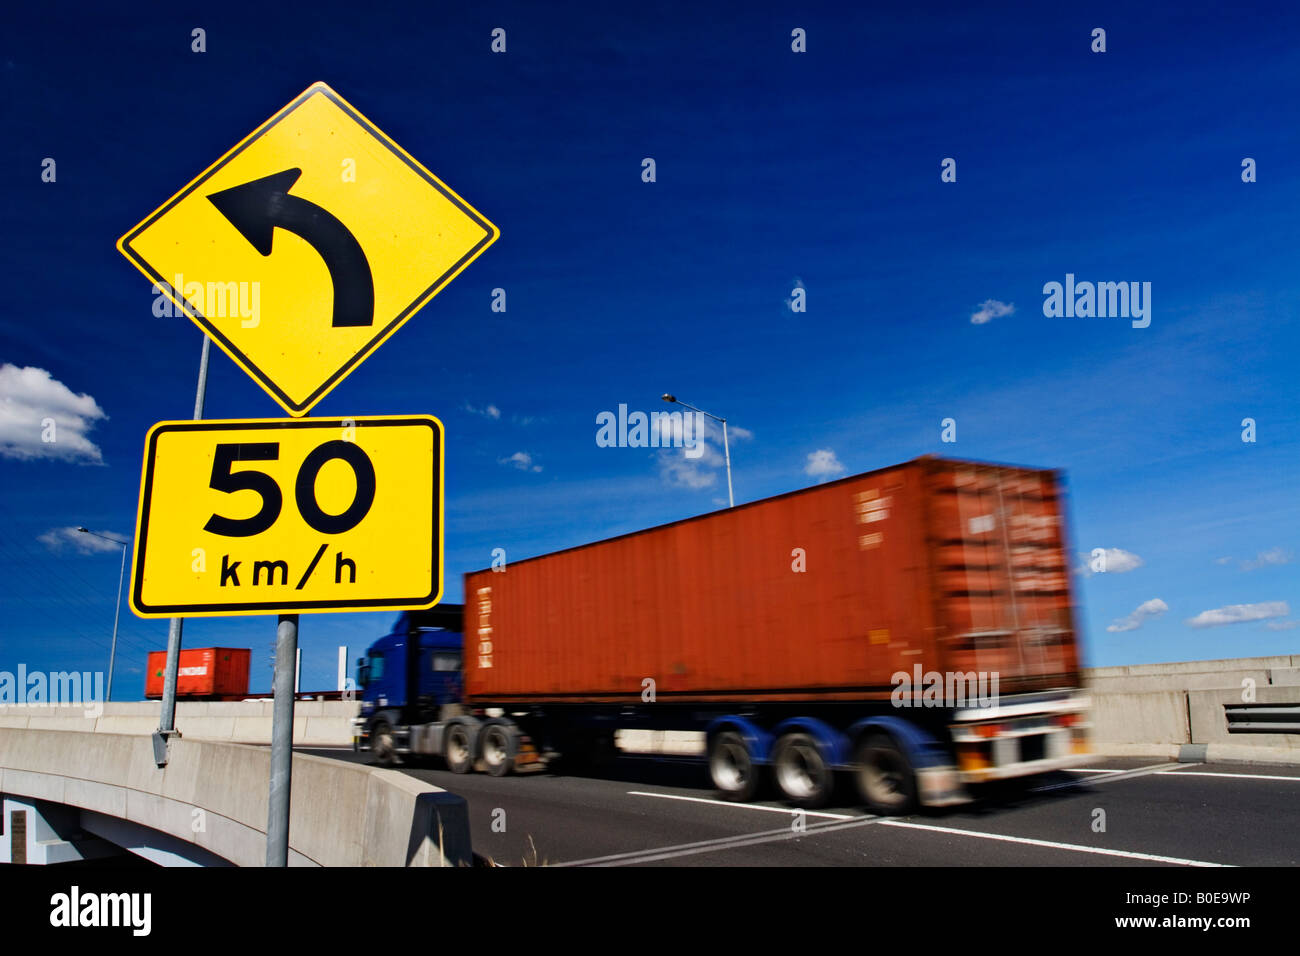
[370, 720, 401, 767]
[710, 731, 761, 802]
[772, 732, 834, 808]
[444, 722, 475, 774]
[481, 722, 517, 777]
[855, 733, 917, 814]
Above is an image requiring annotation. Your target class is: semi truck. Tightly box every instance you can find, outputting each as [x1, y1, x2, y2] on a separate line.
[353, 455, 1092, 812]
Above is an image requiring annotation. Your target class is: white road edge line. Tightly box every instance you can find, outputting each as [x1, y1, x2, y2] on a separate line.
[625, 790, 859, 820]
[875, 820, 1233, 867]
[1156, 769, 1300, 782]
[553, 816, 878, 868]
[1063, 768, 1125, 773]
[591, 789, 1232, 868]
[1061, 764, 1300, 784]
[1086, 761, 1189, 782]
[1031, 761, 1186, 793]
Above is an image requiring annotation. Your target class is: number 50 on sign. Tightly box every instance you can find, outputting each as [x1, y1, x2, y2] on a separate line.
[130, 416, 441, 617]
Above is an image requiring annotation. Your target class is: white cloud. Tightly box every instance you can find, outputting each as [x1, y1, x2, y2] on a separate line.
[1185, 601, 1290, 628]
[662, 457, 717, 490]
[970, 299, 1015, 325]
[1239, 548, 1293, 571]
[804, 449, 845, 483]
[0, 364, 106, 463]
[1078, 547, 1143, 577]
[464, 402, 502, 420]
[1265, 619, 1300, 631]
[1107, 598, 1168, 633]
[499, 451, 541, 473]
[38, 526, 128, 554]
[657, 415, 748, 491]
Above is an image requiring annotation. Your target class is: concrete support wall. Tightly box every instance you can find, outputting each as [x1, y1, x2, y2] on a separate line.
[1085, 655, 1300, 762]
[0, 729, 471, 866]
[0, 700, 359, 746]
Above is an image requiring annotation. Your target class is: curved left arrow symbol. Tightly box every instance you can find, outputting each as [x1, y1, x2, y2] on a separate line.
[207, 168, 375, 327]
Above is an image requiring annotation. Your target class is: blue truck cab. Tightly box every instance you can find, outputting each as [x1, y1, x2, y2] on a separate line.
[354, 604, 464, 762]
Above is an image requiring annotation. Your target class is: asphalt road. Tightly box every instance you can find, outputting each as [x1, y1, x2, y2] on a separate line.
[301, 748, 1300, 867]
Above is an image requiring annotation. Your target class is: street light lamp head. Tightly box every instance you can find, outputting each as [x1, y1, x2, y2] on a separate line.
[76, 526, 89, 533]
[662, 393, 676, 403]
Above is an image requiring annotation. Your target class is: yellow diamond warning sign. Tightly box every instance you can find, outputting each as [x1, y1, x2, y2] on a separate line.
[130, 416, 442, 617]
[117, 82, 498, 416]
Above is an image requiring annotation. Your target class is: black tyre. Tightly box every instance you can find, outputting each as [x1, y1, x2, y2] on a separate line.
[772, 732, 835, 808]
[709, 730, 761, 802]
[444, 721, 476, 774]
[370, 720, 400, 767]
[481, 722, 518, 777]
[855, 733, 917, 814]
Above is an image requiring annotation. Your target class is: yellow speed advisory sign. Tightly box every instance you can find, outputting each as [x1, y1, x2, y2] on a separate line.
[117, 82, 498, 416]
[130, 416, 442, 617]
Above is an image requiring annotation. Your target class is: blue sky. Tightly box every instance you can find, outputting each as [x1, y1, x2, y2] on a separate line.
[2, 1, 1297, 697]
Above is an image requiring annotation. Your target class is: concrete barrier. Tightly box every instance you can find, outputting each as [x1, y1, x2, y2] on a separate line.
[0, 729, 470, 866]
[4, 654, 1298, 767]
[1085, 656, 1300, 764]
[0, 700, 359, 746]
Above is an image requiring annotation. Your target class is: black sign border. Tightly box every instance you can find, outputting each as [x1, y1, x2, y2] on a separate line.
[119, 82, 497, 415]
[131, 416, 441, 616]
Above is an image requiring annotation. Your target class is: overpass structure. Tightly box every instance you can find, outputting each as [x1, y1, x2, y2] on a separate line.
[1, 655, 1298, 865]
[0, 724, 470, 866]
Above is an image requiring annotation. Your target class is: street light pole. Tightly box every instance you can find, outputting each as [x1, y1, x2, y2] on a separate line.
[661, 394, 735, 508]
[157, 335, 211, 764]
[75, 527, 127, 702]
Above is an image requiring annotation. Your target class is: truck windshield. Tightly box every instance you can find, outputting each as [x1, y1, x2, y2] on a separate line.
[359, 652, 384, 687]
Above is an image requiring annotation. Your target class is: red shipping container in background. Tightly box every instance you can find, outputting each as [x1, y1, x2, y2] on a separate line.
[464, 456, 1081, 704]
[144, 647, 250, 699]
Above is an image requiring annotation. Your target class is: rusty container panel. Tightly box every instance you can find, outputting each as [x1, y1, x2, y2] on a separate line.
[464, 457, 1081, 704]
[924, 461, 1080, 694]
[144, 647, 250, 698]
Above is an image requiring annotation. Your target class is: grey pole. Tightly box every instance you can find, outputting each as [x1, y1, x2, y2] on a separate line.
[75, 527, 129, 702]
[721, 419, 734, 509]
[108, 540, 125, 701]
[266, 613, 299, 866]
[662, 394, 735, 507]
[156, 336, 211, 763]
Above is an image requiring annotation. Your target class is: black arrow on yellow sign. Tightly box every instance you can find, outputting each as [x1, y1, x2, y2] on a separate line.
[207, 168, 375, 327]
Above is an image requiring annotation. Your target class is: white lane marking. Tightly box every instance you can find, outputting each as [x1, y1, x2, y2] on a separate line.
[626, 790, 858, 820]
[1064, 764, 1300, 784]
[1031, 761, 1186, 793]
[551, 824, 807, 867]
[1088, 761, 1188, 782]
[559, 817, 884, 867]
[1063, 767, 1125, 773]
[1157, 769, 1300, 782]
[875, 820, 1233, 867]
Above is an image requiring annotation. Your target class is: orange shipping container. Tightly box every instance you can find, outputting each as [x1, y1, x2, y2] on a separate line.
[144, 647, 250, 699]
[464, 456, 1081, 704]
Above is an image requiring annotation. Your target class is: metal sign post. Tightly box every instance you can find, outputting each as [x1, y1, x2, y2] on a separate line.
[155, 335, 210, 766]
[266, 613, 298, 866]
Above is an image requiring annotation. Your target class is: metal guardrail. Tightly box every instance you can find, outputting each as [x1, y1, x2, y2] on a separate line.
[1224, 703, 1300, 734]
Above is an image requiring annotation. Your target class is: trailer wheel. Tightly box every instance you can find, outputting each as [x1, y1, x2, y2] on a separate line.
[772, 732, 834, 808]
[370, 720, 401, 767]
[710, 731, 761, 802]
[481, 722, 518, 777]
[855, 733, 917, 814]
[444, 722, 475, 774]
